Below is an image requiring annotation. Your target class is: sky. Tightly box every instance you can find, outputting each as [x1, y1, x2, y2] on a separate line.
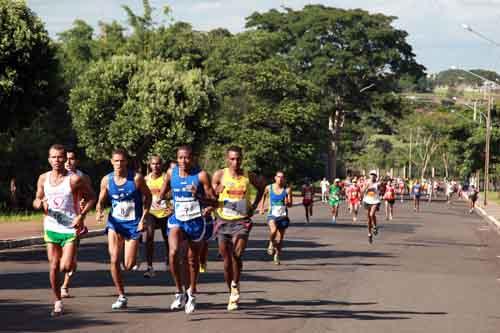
[26, 0, 500, 74]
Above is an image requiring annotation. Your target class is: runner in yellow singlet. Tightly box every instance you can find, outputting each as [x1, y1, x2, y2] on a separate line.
[143, 155, 171, 278]
[212, 146, 265, 311]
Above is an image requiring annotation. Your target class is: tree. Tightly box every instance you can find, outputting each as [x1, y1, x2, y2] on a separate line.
[246, 5, 425, 178]
[69, 55, 217, 162]
[0, 0, 57, 132]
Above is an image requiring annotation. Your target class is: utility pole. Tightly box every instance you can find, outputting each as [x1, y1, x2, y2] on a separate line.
[484, 95, 492, 206]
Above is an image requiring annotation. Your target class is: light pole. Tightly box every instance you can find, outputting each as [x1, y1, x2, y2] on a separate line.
[452, 66, 495, 206]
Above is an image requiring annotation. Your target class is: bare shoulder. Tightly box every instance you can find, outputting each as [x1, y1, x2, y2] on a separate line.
[212, 169, 224, 181]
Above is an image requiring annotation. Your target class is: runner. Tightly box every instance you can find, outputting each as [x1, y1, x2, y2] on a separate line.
[143, 155, 171, 278]
[158, 146, 216, 314]
[320, 177, 330, 203]
[362, 170, 381, 244]
[301, 179, 314, 223]
[383, 179, 396, 220]
[398, 178, 405, 203]
[346, 178, 361, 222]
[212, 146, 265, 311]
[259, 170, 292, 265]
[33, 144, 96, 316]
[329, 178, 342, 224]
[96, 148, 152, 310]
[467, 184, 479, 214]
[60, 149, 92, 299]
[412, 179, 422, 212]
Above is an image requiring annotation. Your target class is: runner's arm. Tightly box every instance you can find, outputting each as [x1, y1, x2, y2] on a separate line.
[258, 185, 270, 214]
[211, 169, 224, 196]
[136, 174, 152, 216]
[198, 171, 218, 208]
[33, 173, 47, 211]
[286, 187, 293, 207]
[71, 174, 96, 217]
[249, 172, 265, 211]
[158, 169, 172, 200]
[96, 176, 109, 224]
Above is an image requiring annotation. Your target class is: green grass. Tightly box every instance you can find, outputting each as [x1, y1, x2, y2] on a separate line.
[0, 211, 45, 223]
[480, 191, 500, 205]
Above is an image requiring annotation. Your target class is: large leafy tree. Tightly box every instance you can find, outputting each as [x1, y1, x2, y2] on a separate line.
[246, 5, 425, 178]
[69, 55, 217, 162]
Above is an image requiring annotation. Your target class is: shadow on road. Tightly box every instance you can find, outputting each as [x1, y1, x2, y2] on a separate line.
[0, 299, 116, 332]
[190, 298, 447, 322]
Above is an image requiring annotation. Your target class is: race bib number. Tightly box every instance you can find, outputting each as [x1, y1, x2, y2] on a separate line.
[366, 190, 376, 198]
[175, 199, 202, 222]
[222, 199, 247, 217]
[271, 205, 287, 217]
[48, 209, 73, 227]
[112, 200, 136, 221]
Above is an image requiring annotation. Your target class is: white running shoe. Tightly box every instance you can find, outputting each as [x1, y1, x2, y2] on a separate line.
[185, 294, 196, 314]
[60, 287, 70, 298]
[170, 292, 187, 310]
[51, 300, 63, 317]
[332, 217, 336, 224]
[112, 295, 128, 310]
[143, 266, 155, 278]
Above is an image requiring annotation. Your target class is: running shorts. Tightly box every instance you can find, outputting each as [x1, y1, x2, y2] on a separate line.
[215, 217, 252, 243]
[106, 220, 141, 240]
[167, 215, 207, 242]
[44, 230, 76, 247]
[267, 216, 290, 229]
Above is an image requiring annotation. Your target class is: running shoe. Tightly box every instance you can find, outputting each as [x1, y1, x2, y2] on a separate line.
[273, 253, 280, 265]
[51, 300, 63, 317]
[199, 263, 207, 273]
[368, 234, 373, 244]
[229, 282, 240, 303]
[373, 226, 379, 236]
[131, 262, 141, 271]
[332, 217, 336, 224]
[267, 243, 275, 256]
[170, 292, 187, 310]
[60, 287, 70, 298]
[469, 209, 473, 214]
[111, 295, 128, 310]
[353, 216, 357, 223]
[185, 293, 196, 314]
[143, 266, 155, 278]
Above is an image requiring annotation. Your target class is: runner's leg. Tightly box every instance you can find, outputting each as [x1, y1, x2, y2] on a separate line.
[168, 227, 185, 293]
[268, 220, 278, 254]
[218, 238, 234, 289]
[108, 230, 125, 296]
[47, 243, 63, 301]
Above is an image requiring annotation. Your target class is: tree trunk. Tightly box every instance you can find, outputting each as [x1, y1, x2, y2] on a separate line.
[328, 102, 343, 180]
[442, 152, 449, 179]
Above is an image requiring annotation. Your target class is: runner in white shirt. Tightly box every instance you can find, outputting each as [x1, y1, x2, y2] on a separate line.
[320, 177, 330, 203]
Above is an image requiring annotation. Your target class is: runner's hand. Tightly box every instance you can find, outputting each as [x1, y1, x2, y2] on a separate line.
[33, 198, 47, 210]
[71, 214, 84, 229]
[96, 207, 105, 224]
[202, 207, 214, 217]
[136, 219, 145, 232]
[215, 184, 225, 195]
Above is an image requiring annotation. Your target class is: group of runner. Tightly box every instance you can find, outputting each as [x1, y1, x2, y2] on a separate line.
[33, 143, 482, 317]
[34, 144, 304, 317]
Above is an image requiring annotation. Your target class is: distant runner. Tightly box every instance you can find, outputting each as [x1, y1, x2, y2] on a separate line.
[346, 178, 361, 222]
[362, 170, 381, 244]
[383, 179, 396, 220]
[320, 177, 330, 203]
[302, 179, 314, 223]
[412, 179, 422, 212]
[329, 179, 342, 224]
[467, 185, 479, 214]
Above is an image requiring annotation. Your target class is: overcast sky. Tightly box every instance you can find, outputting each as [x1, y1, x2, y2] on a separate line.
[27, 0, 500, 73]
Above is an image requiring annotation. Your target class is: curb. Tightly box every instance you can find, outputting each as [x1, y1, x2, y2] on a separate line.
[0, 228, 105, 251]
[460, 193, 500, 230]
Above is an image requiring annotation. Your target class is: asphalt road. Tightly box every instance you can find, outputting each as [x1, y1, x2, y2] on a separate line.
[1, 198, 500, 333]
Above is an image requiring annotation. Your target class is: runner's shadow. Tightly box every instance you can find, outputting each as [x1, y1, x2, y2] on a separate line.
[0, 299, 116, 332]
[191, 298, 447, 321]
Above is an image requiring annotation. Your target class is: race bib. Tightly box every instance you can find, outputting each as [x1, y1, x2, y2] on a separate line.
[48, 208, 73, 227]
[174, 199, 202, 222]
[271, 205, 287, 217]
[304, 192, 312, 200]
[112, 200, 136, 221]
[222, 199, 247, 217]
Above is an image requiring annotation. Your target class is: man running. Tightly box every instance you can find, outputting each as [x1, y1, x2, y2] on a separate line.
[362, 170, 381, 244]
[412, 179, 422, 212]
[60, 149, 92, 299]
[383, 179, 396, 220]
[143, 155, 171, 278]
[347, 178, 361, 222]
[320, 177, 330, 203]
[467, 184, 479, 214]
[302, 179, 314, 223]
[33, 144, 96, 316]
[212, 146, 265, 311]
[329, 179, 342, 224]
[157, 146, 216, 314]
[96, 148, 152, 310]
[259, 171, 292, 265]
